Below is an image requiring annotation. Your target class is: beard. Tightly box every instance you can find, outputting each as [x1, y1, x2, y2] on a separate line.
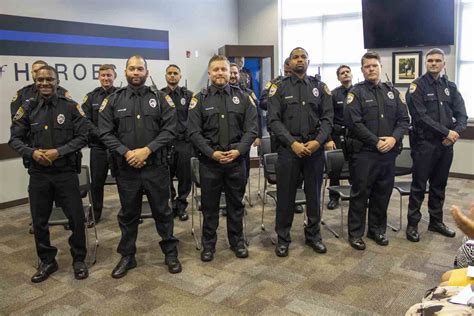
[292, 65, 307, 75]
[126, 75, 147, 87]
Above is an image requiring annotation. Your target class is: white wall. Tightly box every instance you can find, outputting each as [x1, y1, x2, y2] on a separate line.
[0, 0, 239, 204]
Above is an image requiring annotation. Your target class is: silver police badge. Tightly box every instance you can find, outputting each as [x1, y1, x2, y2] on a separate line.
[312, 88, 319, 97]
[444, 88, 450, 96]
[387, 91, 395, 99]
[149, 98, 157, 108]
[57, 114, 65, 125]
[180, 97, 186, 105]
[232, 96, 240, 104]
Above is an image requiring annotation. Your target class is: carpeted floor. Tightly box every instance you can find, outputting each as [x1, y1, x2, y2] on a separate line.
[1, 170, 472, 315]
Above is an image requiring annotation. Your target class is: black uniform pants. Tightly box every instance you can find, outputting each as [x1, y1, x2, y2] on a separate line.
[115, 164, 178, 257]
[275, 147, 325, 246]
[90, 147, 109, 220]
[28, 171, 87, 264]
[328, 130, 343, 201]
[199, 158, 246, 250]
[169, 140, 193, 214]
[408, 139, 453, 226]
[348, 151, 396, 238]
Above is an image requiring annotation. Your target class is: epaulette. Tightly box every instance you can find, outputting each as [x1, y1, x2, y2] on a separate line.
[382, 82, 394, 91]
[200, 87, 208, 96]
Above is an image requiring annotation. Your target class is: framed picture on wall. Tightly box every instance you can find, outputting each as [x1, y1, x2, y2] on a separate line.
[392, 51, 422, 86]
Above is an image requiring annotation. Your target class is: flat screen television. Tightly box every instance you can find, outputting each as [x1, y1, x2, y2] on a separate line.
[362, 0, 454, 49]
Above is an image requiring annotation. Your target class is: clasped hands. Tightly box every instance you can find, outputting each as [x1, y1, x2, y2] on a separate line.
[125, 147, 152, 168]
[32, 149, 59, 166]
[291, 140, 320, 158]
[212, 149, 240, 164]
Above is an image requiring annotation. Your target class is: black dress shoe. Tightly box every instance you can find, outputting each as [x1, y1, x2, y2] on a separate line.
[367, 233, 389, 246]
[349, 237, 366, 250]
[200, 248, 215, 262]
[305, 240, 327, 254]
[294, 205, 304, 214]
[73, 261, 89, 280]
[111, 256, 137, 279]
[31, 260, 58, 283]
[327, 199, 339, 210]
[230, 245, 249, 258]
[428, 222, 456, 238]
[406, 225, 420, 242]
[165, 256, 182, 274]
[177, 211, 189, 221]
[275, 244, 289, 257]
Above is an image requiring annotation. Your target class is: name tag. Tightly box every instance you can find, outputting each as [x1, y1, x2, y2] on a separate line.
[205, 107, 215, 111]
[117, 108, 127, 112]
[284, 96, 294, 99]
[427, 93, 435, 96]
[337, 101, 343, 104]
[365, 99, 374, 103]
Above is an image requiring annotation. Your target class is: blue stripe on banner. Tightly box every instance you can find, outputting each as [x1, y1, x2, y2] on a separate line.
[0, 30, 168, 49]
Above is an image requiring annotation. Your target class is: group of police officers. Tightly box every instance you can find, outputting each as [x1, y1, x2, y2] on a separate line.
[9, 46, 467, 283]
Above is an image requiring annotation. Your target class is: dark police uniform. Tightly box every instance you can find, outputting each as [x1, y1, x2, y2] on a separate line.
[260, 76, 285, 152]
[187, 84, 258, 250]
[328, 84, 352, 201]
[344, 81, 409, 239]
[11, 83, 70, 118]
[82, 86, 117, 221]
[406, 74, 467, 226]
[9, 94, 88, 265]
[99, 85, 179, 258]
[160, 85, 193, 218]
[267, 74, 333, 247]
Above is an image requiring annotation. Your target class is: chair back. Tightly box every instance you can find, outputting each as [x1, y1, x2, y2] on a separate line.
[263, 153, 278, 185]
[324, 149, 347, 179]
[78, 165, 91, 198]
[395, 147, 412, 176]
[190, 157, 201, 187]
[259, 135, 272, 157]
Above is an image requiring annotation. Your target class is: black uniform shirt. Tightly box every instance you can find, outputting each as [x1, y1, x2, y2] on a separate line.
[160, 86, 193, 139]
[344, 80, 409, 149]
[98, 85, 176, 156]
[9, 94, 87, 162]
[82, 86, 117, 147]
[267, 74, 333, 147]
[331, 84, 352, 127]
[187, 84, 258, 158]
[11, 83, 70, 118]
[406, 73, 467, 139]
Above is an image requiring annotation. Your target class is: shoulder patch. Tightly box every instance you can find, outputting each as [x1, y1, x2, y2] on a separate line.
[64, 90, 72, 99]
[409, 83, 417, 94]
[250, 91, 257, 101]
[346, 92, 355, 104]
[76, 104, 86, 117]
[399, 93, 406, 105]
[323, 84, 332, 96]
[82, 95, 88, 104]
[13, 106, 25, 121]
[189, 97, 198, 110]
[248, 95, 256, 107]
[264, 81, 272, 90]
[12, 92, 18, 102]
[99, 98, 108, 112]
[165, 95, 175, 108]
[269, 84, 278, 97]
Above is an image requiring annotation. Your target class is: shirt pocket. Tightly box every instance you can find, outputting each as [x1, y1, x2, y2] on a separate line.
[385, 98, 397, 119]
[282, 100, 299, 132]
[227, 104, 245, 130]
[53, 118, 74, 144]
[202, 107, 219, 131]
[30, 123, 44, 146]
[361, 100, 379, 121]
[116, 108, 133, 132]
[142, 106, 160, 131]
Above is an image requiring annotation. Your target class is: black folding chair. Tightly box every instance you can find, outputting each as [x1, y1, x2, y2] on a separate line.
[324, 150, 352, 239]
[321, 149, 350, 238]
[392, 147, 429, 231]
[260, 153, 306, 244]
[257, 136, 272, 202]
[48, 165, 99, 265]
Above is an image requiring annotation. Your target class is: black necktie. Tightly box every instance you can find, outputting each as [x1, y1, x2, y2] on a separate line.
[434, 80, 450, 127]
[374, 85, 390, 136]
[217, 91, 230, 149]
[299, 83, 309, 139]
[43, 102, 55, 149]
[132, 92, 145, 148]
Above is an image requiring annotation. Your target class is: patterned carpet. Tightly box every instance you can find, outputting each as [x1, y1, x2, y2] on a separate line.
[1, 170, 473, 315]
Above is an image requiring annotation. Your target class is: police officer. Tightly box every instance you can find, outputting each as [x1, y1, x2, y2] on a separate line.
[406, 48, 467, 242]
[229, 62, 261, 182]
[188, 55, 258, 262]
[160, 64, 193, 221]
[9, 65, 89, 282]
[81, 64, 117, 222]
[344, 52, 409, 250]
[11, 60, 70, 118]
[325, 65, 353, 210]
[267, 47, 333, 257]
[99, 55, 181, 277]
